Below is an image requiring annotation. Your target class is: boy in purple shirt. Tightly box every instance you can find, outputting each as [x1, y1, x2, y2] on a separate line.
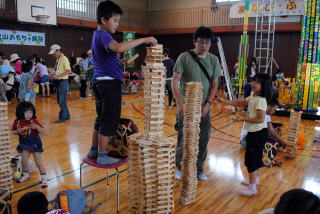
[86, 0, 157, 165]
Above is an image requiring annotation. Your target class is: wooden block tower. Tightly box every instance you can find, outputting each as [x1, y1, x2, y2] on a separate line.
[128, 45, 176, 214]
[284, 111, 302, 159]
[142, 45, 166, 136]
[0, 103, 13, 192]
[179, 82, 203, 205]
[0, 103, 13, 212]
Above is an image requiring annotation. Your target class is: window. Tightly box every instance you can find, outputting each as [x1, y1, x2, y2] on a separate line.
[0, 0, 4, 9]
[57, 0, 87, 12]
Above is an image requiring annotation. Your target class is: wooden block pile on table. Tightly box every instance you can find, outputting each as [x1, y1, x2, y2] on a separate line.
[128, 45, 176, 213]
[284, 111, 302, 159]
[179, 82, 203, 205]
[0, 103, 13, 192]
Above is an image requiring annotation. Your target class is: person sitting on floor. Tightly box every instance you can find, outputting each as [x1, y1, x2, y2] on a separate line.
[17, 191, 70, 214]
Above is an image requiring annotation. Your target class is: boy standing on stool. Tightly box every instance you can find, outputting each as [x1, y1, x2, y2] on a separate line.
[172, 26, 221, 180]
[86, 0, 157, 165]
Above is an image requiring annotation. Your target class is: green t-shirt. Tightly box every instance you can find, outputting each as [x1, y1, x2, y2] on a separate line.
[174, 51, 221, 104]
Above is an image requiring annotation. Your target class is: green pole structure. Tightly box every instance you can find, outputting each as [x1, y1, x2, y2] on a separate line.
[307, 0, 317, 62]
[295, 0, 320, 110]
[237, 0, 250, 96]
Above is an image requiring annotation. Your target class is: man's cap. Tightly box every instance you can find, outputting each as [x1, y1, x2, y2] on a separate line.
[48, 44, 61, 55]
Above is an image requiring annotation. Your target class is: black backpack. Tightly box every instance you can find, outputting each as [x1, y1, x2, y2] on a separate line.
[73, 64, 81, 75]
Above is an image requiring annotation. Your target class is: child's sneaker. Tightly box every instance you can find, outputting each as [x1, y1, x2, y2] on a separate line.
[197, 173, 208, 181]
[41, 179, 48, 188]
[238, 187, 257, 197]
[96, 154, 121, 165]
[87, 147, 98, 159]
[18, 174, 29, 183]
[175, 171, 181, 180]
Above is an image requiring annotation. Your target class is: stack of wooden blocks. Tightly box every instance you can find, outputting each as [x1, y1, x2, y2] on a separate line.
[285, 111, 302, 159]
[128, 45, 176, 213]
[142, 45, 166, 136]
[0, 103, 12, 192]
[179, 82, 203, 205]
[0, 103, 13, 213]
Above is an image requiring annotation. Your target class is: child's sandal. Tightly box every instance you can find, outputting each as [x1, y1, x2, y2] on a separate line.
[41, 179, 48, 188]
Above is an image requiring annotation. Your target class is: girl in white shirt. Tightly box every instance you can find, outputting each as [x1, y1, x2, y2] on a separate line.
[218, 72, 273, 197]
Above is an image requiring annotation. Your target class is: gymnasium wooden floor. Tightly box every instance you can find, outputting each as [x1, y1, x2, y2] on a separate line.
[8, 91, 320, 214]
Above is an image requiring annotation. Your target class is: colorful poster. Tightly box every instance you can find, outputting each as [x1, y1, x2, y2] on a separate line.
[0, 29, 45, 46]
[123, 31, 135, 67]
[230, 0, 304, 18]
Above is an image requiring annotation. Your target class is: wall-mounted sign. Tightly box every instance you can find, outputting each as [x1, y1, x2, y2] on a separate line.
[123, 32, 136, 68]
[230, 0, 304, 18]
[0, 29, 45, 46]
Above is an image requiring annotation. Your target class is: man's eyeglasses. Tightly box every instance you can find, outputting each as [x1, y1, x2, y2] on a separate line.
[196, 40, 211, 45]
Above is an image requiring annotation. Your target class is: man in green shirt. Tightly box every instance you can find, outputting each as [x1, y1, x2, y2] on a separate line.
[172, 26, 221, 181]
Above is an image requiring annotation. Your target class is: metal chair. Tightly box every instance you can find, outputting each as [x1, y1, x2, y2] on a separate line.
[80, 157, 128, 213]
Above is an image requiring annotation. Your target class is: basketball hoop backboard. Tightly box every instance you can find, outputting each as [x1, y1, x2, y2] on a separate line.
[17, 0, 57, 25]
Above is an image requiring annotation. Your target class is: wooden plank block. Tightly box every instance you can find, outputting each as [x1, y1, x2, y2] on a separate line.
[179, 82, 203, 205]
[0, 103, 13, 192]
[128, 132, 175, 213]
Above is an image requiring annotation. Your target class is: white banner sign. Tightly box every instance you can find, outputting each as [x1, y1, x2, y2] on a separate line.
[0, 29, 45, 46]
[230, 0, 304, 18]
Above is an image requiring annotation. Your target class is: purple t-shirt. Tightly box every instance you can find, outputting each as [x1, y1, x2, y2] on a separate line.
[91, 30, 122, 81]
[36, 63, 49, 76]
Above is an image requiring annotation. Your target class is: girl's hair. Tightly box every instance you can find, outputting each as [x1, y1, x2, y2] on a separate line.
[272, 75, 277, 82]
[17, 191, 49, 214]
[164, 48, 170, 56]
[35, 58, 42, 64]
[16, 101, 37, 120]
[35, 58, 46, 65]
[274, 188, 320, 214]
[252, 72, 273, 103]
[70, 57, 76, 67]
[31, 54, 38, 59]
[250, 58, 257, 65]
[22, 60, 33, 73]
[268, 90, 279, 106]
[81, 52, 88, 59]
[0, 52, 5, 59]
